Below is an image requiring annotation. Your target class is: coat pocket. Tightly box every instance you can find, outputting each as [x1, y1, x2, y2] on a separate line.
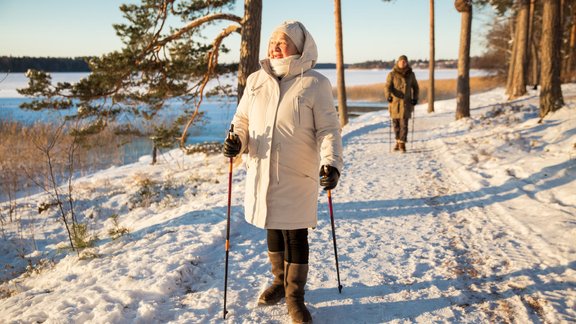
[294, 96, 314, 129]
[293, 96, 301, 126]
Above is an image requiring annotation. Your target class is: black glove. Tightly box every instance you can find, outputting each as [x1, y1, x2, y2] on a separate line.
[319, 165, 340, 190]
[387, 96, 393, 103]
[411, 99, 418, 105]
[223, 134, 241, 158]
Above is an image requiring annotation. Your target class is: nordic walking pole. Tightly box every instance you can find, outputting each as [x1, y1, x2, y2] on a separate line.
[411, 107, 415, 150]
[388, 117, 392, 153]
[326, 185, 343, 293]
[223, 124, 234, 319]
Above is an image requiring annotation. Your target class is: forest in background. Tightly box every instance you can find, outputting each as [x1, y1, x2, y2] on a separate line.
[0, 56, 92, 72]
[0, 56, 490, 73]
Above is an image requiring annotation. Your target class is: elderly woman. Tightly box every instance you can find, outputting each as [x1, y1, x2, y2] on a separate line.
[223, 20, 343, 323]
[385, 55, 419, 152]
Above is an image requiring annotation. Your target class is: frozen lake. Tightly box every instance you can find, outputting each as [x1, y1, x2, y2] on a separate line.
[0, 68, 491, 98]
[0, 68, 489, 163]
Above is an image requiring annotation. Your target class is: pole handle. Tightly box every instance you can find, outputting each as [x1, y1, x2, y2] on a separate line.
[228, 124, 235, 140]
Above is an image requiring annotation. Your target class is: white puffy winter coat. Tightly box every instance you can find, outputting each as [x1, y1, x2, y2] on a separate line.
[231, 27, 343, 230]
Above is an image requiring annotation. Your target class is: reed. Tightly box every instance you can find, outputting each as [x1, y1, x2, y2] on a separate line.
[0, 120, 134, 201]
[342, 75, 505, 102]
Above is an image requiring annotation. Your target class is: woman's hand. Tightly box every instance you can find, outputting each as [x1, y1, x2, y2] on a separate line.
[320, 165, 340, 190]
[223, 135, 241, 158]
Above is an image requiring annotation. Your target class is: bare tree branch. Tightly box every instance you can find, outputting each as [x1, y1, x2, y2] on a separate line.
[157, 13, 242, 48]
[180, 24, 241, 148]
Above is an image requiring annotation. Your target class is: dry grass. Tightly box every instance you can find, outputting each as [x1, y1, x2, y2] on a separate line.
[0, 121, 64, 198]
[0, 120, 134, 201]
[521, 295, 547, 320]
[342, 76, 505, 102]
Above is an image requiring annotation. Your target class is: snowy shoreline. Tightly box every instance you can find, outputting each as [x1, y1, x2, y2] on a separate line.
[0, 84, 574, 323]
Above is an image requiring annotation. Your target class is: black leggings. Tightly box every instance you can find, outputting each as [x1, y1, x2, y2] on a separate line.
[267, 229, 309, 264]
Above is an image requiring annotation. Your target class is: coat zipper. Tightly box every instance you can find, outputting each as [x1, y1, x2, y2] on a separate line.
[275, 143, 281, 184]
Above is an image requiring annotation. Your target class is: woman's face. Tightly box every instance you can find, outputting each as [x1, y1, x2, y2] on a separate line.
[268, 32, 299, 59]
[398, 59, 407, 68]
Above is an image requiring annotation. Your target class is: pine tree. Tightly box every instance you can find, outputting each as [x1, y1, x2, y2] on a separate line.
[18, 0, 261, 150]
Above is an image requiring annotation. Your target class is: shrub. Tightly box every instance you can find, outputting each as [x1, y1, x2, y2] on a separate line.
[107, 214, 130, 240]
[72, 223, 98, 249]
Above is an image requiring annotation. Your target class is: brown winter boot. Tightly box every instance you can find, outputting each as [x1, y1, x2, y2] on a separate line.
[258, 251, 285, 305]
[399, 141, 406, 153]
[393, 140, 400, 151]
[285, 262, 312, 324]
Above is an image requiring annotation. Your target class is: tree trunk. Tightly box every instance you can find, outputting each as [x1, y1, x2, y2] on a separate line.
[428, 0, 435, 113]
[540, 0, 564, 119]
[237, 0, 262, 103]
[564, 3, 576, 81]
[334, 0, 348, 126]
[152, 145, 158, 165]
[528, 0, 540, 88]
[507, 0, 531, 99]
[455, 1, 472, 120]
[506, 13, 518, 94]
[560, 0, 565, 28]
[530, 38, 540, 88]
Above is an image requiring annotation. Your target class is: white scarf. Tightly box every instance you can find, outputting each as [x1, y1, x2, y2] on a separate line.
[269, 55, 300, 78]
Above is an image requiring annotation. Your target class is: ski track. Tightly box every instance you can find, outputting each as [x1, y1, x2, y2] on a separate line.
[1, 92, 575, 323]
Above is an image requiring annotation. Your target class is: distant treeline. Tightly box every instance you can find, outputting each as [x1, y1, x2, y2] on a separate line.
[0, 56, 93, 72]
[347, 58, 487, 70]
[1, 56, 493, 73]
[346, 60, 452, 69]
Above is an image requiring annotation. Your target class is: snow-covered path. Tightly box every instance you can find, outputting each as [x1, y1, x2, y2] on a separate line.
[266, 105, 572, 323]
[1, 87, 574, 323]
[223, 90, 575, 323]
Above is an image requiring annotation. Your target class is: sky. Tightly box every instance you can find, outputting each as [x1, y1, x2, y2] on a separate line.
[0, 0, 496, 64]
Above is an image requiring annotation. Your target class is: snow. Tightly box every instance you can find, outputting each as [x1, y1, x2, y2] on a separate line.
[0, 72, 88, 98]
[1, 84, 575, 323]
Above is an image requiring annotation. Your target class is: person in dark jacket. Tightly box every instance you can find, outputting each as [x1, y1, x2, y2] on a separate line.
[385, 55, 419, 152]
